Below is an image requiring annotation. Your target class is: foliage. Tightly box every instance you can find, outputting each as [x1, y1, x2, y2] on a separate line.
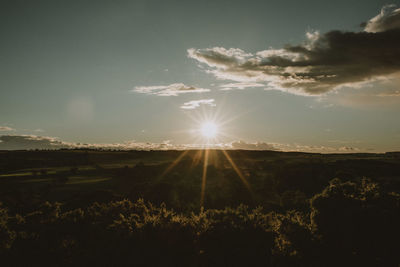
[310, 178, 400, 266]
[1, 150, 400, 265]
[0, 177, 399, 266]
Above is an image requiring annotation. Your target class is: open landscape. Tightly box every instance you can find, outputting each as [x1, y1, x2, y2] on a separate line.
[1, 149, 399, 266]
[1, 0, 400, 266]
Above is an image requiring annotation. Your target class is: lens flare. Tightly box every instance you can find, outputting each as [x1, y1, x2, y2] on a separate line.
[200, 122, 218, 138]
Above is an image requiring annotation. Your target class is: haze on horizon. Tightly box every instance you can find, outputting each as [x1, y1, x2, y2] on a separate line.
[1, 0, 400, 153]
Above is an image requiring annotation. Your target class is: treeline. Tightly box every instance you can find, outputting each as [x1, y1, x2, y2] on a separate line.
[1, 178, 399, 266]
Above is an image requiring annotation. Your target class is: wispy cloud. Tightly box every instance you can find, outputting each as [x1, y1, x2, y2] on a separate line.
[219, 82, 265, 91]
[188, 5, 400, 96]
[133, 83, 210, 96]
[0, 135, 70, 150]
[228, 140, 362, 153]
[0, 126, 15, 131]
[0, 135, 175, 151]
[180, 99, 216, 110]
[376, 89, 400, 97]
[317, 80, 400, 108]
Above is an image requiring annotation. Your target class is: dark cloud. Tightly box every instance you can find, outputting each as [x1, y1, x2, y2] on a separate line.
[188, 5, 400, 95]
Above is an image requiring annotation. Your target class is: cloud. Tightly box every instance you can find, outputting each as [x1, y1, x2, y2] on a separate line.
[133, 83, 210, 96]
[227, 140, 363, 153]
[375, 85, 400, 97]
[0, 135, 367, 153]
[364, 4, 400, 33]
[188, 5, 400, 96]
[273, 143, 361, 153]
[230, 140, 278, 150]
[0, 135, 176, 151]
[377, 91, 400, 97]
[180, 99, 216, 110]
[337, 146, 359, 152]
[317, 79, 400, 108]
[0, 126, 15, 131]
[0, 135, 72, 150]
[219, 82, 265, 90]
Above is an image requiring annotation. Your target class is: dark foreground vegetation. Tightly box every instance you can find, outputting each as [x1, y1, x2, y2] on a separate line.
[0, 149, 399, 266]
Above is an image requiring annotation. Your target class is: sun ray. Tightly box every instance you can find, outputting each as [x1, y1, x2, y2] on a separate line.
[158, 150, 190, 179]
[200, 149, 209, 207]
[191, 149, 203, 168]
[221, 149, 252, 193]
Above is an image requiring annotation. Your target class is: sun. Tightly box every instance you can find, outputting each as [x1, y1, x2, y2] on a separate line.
[200, 122, 218, 138]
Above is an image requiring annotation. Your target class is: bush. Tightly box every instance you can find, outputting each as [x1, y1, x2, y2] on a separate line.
[1, 178, 399, 266]
[0, 203, 15, 251]
[310, 178, 400, 266]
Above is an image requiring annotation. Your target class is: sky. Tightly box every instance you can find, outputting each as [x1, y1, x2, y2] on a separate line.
[0, 0, 400, 152]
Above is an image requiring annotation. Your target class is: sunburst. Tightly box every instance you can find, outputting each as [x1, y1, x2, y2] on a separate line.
[160, 104, 252, 208]
[200, 121, 218, 139]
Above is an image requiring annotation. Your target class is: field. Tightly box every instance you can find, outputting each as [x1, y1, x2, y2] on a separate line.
[1, 149, 400, 266]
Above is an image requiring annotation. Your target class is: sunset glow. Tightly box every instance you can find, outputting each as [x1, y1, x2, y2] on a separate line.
[1, 2, 400, 265]
[200, 122, 218, 139]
